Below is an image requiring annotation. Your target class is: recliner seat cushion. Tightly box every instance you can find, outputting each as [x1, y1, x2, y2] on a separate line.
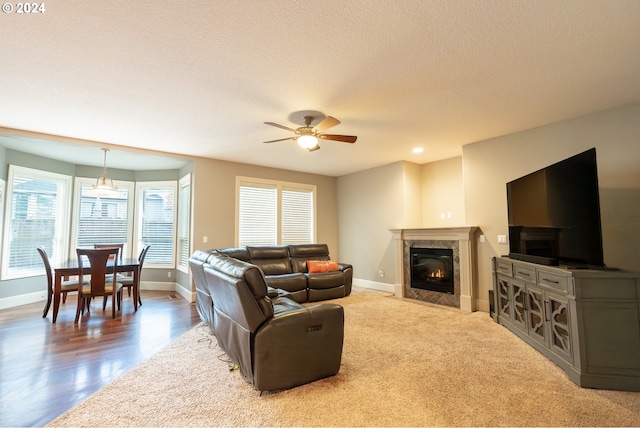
[306, 270, 345, 289]
[265, 273, 307, 292]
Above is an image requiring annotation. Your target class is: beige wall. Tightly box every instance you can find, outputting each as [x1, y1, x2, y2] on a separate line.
[191, 157, 339, 258]
[336, 102, 640, 312]
[421, 156, 465, 226]
[336, 157, 467, 292]
[337, 161, 422, 290]
[0, 130, 339, 302]
[464, 102, 640, 310]
[337, 162, 402, 288]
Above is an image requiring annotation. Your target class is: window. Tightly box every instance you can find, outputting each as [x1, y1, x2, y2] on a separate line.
[236, 177, 316, 247]
[281, 187, 314, 244]
[177, 174, 191, 272]
[135, 181, 177, 268]
[71, 177, 134, 259]
[1, 165, 72, 279]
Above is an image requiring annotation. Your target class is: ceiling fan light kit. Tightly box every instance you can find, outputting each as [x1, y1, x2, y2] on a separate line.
[297, 134, 318, 149]
[264, 115, 357, 152]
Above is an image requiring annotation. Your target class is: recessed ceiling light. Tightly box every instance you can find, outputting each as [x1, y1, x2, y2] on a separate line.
[412, 147, 424, 154]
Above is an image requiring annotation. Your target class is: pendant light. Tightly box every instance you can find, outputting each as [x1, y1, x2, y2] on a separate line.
[90, 148, 118, 196]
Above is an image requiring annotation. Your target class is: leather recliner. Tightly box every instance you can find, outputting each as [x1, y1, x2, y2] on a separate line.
[202, 253, 344, 391]
[216, 244, 353, 303]
[189, 249, 216, 327]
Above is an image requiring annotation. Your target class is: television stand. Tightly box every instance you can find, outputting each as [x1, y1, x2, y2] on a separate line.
[508, 253, 559, 266]
[492, 256, 640, 391]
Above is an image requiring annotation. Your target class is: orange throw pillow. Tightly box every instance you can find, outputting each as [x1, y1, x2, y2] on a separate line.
[307, 260, 340, 273]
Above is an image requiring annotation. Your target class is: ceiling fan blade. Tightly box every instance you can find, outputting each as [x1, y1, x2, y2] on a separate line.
[313, 116, 340, 133]
[263, 137, 295, 144]
[318, 134, 357, 143]
[307, 145, 321, 152]
[264, 122, 296, 132]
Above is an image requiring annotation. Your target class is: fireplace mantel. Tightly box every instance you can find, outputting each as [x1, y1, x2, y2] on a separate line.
[390, 226, 478, 312]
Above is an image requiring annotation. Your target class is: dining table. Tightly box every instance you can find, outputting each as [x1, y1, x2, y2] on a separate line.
[44, 257, 141, 323]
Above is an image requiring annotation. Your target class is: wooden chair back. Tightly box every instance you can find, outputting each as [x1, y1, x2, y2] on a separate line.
[76, 247, 122, 323]
[37, 247, 54, 292]
[93, 243, 124, 261]
[139, 244, 151, 267]
[77, 248, 120, 297]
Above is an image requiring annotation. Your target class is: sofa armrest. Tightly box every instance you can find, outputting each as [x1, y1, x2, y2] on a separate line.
[253, 303, 344, 391]
[339, 263, 353, 295]
[267, 286, 292, 300]
[338, 262, 352, 271]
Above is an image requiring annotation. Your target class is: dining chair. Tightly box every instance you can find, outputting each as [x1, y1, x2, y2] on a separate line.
[37, 247, 87, 320]
[75, 248, 124, 323]
[108, 244, 150, 306]
[93, 243, 124, 261]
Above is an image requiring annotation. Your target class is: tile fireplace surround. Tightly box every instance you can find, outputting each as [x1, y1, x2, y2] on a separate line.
[390, 227, 478, 312]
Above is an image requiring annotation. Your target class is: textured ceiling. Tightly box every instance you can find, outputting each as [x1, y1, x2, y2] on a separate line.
[1, 1, 639, 176]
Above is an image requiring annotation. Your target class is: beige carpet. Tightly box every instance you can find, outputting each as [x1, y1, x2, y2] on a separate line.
[48, 288, 640, 427]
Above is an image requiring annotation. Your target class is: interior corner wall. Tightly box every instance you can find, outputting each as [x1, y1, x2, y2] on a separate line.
[463, 102, 640, 311]
[337, 162, 406, 289]
[421, 156, 465, 226]
[402, 161, 422, 228]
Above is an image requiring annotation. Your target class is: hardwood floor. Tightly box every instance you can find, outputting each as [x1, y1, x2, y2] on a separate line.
[0, 290, 200, 427]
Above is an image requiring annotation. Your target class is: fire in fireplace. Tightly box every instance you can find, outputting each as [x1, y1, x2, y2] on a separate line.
[410, 247, 454, 294]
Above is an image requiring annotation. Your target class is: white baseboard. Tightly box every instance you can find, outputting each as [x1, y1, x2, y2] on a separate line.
[139, 281, 175, 292]
[139, 281, 194, 302]
[352, 278, 397, 295]
[0, 282, 194, 310]
[174, 282, 195, 302]
[0, 290, 47, 310]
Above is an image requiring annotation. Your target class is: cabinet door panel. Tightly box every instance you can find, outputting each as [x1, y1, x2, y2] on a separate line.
[549, 295, 572, 360]
[498, 277, 511, 318]
[527, 287, 546, 345]
[512, 282, 527, 332]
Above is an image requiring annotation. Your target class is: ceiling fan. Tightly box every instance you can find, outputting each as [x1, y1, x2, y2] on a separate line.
[263, 115, 357, 152]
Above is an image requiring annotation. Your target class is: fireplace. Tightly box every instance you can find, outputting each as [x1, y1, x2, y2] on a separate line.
[410, 247, 454, 294]
[391, 227, 478, 311]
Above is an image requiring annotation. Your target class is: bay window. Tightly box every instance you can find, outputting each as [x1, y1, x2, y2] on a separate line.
[1, 166, 72, 279]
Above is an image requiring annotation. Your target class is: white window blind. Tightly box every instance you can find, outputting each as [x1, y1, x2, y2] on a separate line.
[281, 188, 314, 244]
[135, 181, 177, 267]
[1, 165, 71, 279]
[238, 185, 277, 246]
[177, 174, 191, 272]
[237, 177, 315, 247]
[72, 178, 133, 258]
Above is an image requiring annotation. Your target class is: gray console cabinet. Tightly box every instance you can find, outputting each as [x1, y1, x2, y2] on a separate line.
[492, 256, 640, 391]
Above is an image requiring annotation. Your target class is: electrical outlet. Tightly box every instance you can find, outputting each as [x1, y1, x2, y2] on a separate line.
[203, 236, 208, 243]
[167, 271, 172, 278]
[378, 269, 384, 277]
[498, 234, 508, 244]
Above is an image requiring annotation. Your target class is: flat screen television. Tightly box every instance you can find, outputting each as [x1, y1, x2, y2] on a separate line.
[506, 148, 605, 268]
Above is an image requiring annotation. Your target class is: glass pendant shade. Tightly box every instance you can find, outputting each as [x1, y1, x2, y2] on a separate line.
[90, 149, 118, 197]
[297, 134, 318, 149]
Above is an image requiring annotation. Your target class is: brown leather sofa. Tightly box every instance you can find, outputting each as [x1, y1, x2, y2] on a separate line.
[217, 244, 353, 303]
[190, 250, 344, 391]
